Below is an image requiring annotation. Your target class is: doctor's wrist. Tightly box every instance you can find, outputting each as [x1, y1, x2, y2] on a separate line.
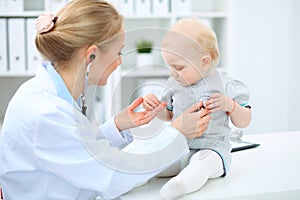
[114, 117, 122, 131]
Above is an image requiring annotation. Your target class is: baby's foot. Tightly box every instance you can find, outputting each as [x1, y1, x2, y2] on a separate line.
[160, 177, 185, 200]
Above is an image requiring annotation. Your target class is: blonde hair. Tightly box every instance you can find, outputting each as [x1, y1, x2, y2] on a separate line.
[163, 18, 219, 66]
[35, 0, 123, 66]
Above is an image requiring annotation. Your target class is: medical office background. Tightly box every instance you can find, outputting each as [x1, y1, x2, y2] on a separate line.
[0, 0, 299, 135]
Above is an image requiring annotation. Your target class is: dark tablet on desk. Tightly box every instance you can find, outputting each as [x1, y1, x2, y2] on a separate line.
[231, 141, 260, 152]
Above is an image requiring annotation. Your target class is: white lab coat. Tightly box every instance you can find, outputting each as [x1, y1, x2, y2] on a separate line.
[0, 63, 188, 200]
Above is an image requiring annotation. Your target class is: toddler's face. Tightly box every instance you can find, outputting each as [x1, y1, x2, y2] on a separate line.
[162, 51, 203, 86]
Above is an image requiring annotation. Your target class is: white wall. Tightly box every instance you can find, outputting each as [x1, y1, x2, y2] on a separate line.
[230, 0, 299, 134]
[289, 0, 300, 130]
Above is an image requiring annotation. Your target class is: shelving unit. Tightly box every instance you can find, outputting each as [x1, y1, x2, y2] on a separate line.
[0, 0, 68, 77]
[0, 0, 68, 122]
[0, 0, 230, 124]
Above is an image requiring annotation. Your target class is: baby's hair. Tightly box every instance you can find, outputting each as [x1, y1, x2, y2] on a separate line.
[163, 18, 219, 67]
[35, 0, 123, 67]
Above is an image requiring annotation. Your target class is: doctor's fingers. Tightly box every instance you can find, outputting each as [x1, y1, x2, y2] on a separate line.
[135, 103, 166, 125]
[133, 113, 154, 126]
[150, 102, 167, 115]
[147, 101, 167, 111]
[126, 111, 149, 127]
[199, 114, 210, 128]
[192, 114, 210, 138]
[128, 97, 144, 111]
[184, 101, 206, 114]
[145, 102, 166, 118]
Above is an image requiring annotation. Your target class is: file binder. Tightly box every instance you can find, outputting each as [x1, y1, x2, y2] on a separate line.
[135, 0, 151, 16]
[0, 19, 8, 75]
[119, 0, 134, 16]
[0, 0, 7, 13]
[171, 0, 191, 15]
[7, 0, 23, 13]
[26, 18, 42, 75]
[8, 18, 26, 74]
[153, 0, 169, 15]
[47, 0, 66, 14]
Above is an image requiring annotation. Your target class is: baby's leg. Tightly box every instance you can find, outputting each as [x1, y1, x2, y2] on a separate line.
[160, 149, 224, 200]
[157, 150, 196, 178]
[156, 161, 181, 177]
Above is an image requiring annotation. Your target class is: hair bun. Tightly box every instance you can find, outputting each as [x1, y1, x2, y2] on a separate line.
[35, 13, 58, 34]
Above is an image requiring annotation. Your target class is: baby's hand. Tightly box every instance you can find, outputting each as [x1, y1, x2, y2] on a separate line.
[206, 93, 234, 113]
[143, 93, 161, 111]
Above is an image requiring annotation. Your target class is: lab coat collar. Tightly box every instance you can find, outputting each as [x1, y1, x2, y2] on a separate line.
[43, 62, 74, 105]
[36, 62, 81, 112]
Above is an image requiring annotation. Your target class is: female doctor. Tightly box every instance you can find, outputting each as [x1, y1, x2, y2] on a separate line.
[0, 0, 210, 199]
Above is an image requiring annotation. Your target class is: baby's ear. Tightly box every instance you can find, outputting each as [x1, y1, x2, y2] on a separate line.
[201, 55, 212, 71]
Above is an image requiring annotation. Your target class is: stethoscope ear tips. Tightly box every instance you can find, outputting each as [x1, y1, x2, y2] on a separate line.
[90, 54, 96, 61]
[87, 54, 95, 74]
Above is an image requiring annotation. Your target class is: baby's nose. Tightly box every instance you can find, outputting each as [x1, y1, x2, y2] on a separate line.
[171, 70, 178, 77]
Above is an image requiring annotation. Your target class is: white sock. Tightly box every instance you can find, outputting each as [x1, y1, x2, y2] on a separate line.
[160, 150, 224, 200]
[160, 176, 185, 200]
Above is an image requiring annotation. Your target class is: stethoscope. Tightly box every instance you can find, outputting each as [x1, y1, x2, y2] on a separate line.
[81, 54, 95, 116]
[81, 93, 87, 116]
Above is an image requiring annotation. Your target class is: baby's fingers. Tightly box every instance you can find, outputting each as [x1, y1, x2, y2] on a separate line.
[210, 93, 222, 99]
[143, 101, 156, 111]
[144, 94, 160, 105]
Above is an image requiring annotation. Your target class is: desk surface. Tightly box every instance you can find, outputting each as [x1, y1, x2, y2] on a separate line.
[120, 131, 300, 200]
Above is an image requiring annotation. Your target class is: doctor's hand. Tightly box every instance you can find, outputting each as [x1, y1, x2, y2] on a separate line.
[114, 97, 167, 131]
[171, 101, 210, 139]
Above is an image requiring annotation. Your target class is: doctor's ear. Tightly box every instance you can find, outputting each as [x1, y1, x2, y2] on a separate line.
[86, 45, 97, 63]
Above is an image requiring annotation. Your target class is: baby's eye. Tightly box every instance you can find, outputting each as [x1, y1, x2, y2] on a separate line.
[174, 65, 184, 70]
[118, 51, 122, 56]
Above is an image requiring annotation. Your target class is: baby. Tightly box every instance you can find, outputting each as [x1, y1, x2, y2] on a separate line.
[143, 18, 252, 199]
